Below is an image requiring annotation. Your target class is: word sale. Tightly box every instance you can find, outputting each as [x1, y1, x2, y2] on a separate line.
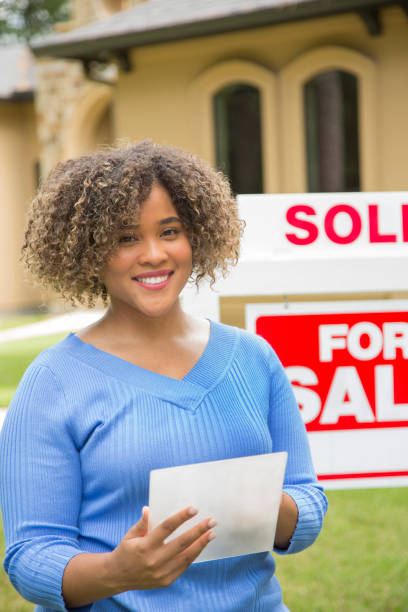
[287, 321, 408, 428]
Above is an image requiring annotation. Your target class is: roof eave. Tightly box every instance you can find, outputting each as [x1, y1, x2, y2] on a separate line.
[31, 0, 402, 61]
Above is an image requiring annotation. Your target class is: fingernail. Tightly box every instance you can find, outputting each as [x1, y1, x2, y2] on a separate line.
[208, 531, 216, 541]
[188, 506, 198, 516]
[208, 519, 217, 528]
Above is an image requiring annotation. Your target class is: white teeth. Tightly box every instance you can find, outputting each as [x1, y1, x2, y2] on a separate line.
[136, 275, 169, 285]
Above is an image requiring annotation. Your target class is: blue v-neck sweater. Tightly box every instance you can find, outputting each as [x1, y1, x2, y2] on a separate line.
[0, 321, 327, 612]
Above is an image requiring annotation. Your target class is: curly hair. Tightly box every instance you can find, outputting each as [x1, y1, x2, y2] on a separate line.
[22, 141, 244, 307]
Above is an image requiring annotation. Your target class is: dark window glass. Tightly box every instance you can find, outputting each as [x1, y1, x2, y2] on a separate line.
[34, 160, 41, 189]
[213, 84, 263, 194]
[304, 70, 360, 192]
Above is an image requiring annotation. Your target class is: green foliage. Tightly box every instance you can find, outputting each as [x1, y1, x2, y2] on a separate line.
[0, 0, 70, 43]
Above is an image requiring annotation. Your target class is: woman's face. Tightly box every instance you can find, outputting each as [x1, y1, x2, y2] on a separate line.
[103, 183, 193, 319]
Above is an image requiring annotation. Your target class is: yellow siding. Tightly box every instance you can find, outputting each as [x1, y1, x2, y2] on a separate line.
[0, 102, 40, 311]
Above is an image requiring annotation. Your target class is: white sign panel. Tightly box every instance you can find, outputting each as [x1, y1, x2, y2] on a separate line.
[181, 192, 408, 318]
[239, 191, 408, 259]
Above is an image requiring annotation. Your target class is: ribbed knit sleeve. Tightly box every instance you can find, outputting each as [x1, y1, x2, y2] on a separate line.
[265, 344, 328, 555]
[0, 364, 90, 612]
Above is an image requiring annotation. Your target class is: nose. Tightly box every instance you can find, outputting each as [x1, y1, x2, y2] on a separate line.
[137, 237, 168, 266]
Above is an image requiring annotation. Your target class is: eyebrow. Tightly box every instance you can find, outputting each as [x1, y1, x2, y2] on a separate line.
[159, 216, 182, 225]
[120, 216, 182, 229]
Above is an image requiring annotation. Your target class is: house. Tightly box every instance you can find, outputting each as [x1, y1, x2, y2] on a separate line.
[2, 0, 408, 311]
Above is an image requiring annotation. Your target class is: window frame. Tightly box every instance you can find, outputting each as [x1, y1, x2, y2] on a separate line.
[213, 82, 264, 194]
[279, 46, 378, 193]
[189, 60, 279, 193]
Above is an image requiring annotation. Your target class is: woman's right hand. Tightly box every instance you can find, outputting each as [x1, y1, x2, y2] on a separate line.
[106, 506, 216, 591]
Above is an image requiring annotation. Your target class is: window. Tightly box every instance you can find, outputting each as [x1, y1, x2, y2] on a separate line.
[213, 84, 263, 194]
[34, 160, 41, 189]
[304, 70, 360, 192]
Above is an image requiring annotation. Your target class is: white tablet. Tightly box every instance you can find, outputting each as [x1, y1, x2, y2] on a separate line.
[148, 451, 287, 563]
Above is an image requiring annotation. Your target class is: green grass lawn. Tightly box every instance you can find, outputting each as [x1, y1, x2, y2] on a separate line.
[0, 326, 407, 610]
[0, 333, 66, 407]
[276, 487, 408, 611]
[0, 313, 50, 332]
[0, 517, 34, 611]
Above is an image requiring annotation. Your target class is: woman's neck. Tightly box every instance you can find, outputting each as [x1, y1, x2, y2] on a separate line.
[86, 299, 192, 346]
[77, 298, 210, 379]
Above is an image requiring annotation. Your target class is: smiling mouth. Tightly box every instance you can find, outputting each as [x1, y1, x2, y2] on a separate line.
[132, 271, 174, 286]
[135, 274, 170, 285]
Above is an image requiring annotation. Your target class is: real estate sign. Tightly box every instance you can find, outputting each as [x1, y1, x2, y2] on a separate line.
[246, 300, 408, 489]
[182, 192, 408, 488]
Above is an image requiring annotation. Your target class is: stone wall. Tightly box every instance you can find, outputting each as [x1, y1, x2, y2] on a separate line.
[35, 0, 125, 178]
[35, 58, 89, 178]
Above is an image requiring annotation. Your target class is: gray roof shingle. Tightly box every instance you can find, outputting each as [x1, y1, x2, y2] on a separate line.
[31, 0, 404, 59]
[34, 0, 313, 44]
[0, 45, 35, 100]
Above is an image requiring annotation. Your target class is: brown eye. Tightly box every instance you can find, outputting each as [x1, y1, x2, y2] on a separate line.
[161, 228, 180, 238]
[118, 234, 138, 243]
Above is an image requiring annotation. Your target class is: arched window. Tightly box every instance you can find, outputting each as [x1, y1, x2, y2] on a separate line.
[279, 46, 376, 192]
[63, 85, 113, 160]
[213, 84, 263, 194]
[304, 70, 360, 192]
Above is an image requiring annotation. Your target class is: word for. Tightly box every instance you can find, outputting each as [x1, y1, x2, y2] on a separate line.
[319, 322, 408, 362]
[286, 203, 408, 245]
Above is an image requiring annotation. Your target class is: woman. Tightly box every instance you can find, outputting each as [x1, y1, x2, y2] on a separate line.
[0, 141, 327, 611]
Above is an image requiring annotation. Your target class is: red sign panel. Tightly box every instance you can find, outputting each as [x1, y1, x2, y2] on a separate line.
[256, 311, 408, 433]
